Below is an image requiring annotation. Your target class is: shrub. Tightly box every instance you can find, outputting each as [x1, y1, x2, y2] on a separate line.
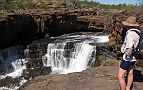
[23, 1, 37, 9]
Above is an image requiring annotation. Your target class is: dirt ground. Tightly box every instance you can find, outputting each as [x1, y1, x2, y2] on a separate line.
[19, 63, 143, 90]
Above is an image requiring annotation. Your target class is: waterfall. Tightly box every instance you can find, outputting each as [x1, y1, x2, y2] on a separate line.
[0, 46, 26, 78]
[2, 59, 27, 78]
[42, 43, 68, 73]
[0, 32, 109, 89]
[0, 46, 27, 89]
[42, 33, 109, 74]
[66, 44, 96, 73]
[42, 42, 96, 74]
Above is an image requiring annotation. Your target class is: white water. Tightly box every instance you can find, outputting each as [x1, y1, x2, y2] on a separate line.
[63, 44, 96, 74]
[0, 78, 28, 90]
[43, 43, 96, 74]
[0, 34, 109, 89]
[0, 46, 27, 78]
[42, 34, 109, 74]
[0, 58, 27, 90]
[96, 36, 109, 43]
[0, 59, 27, 79]
[0, 46, 28, 89]
[42, 43, 67, 72]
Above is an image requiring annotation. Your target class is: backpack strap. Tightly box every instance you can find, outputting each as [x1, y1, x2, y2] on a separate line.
[129, 30, 140, 36]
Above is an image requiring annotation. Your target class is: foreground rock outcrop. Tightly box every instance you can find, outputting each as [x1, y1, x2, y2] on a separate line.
[19, 65, 143, 90]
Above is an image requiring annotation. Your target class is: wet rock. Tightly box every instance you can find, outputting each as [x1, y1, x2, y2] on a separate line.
[0, 76, 20, 88]
[26, 59, 43, 68]
[26, 67, 51, 78]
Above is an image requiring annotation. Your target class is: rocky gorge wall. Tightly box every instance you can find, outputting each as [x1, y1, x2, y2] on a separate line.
[1, 7, 143, 89]
[0, 14, 38, 50]
[0, 8, 110, 88]
[0, 7, 108, 50]
[1, 7, 143, 65]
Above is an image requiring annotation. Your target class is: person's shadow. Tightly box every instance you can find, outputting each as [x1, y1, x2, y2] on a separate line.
[125, 69, 143, 89]
[133, 69, 143, 82]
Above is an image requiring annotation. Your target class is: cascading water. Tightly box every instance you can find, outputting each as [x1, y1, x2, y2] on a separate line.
[42, 32, 109, 74]
[0, 46, 27, 90]
[43, 43, 67, 71]
[0, 32, 109, 90]
[65, 43, 96, 73]
[42, 43, 96, 74]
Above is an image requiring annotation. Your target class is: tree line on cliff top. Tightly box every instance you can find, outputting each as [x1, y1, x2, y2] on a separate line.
[0, 0, 143, 12]
[81, 0, 143, 10]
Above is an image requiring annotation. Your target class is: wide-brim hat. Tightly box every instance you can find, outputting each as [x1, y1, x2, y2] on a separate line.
[122, 16, 139, 27]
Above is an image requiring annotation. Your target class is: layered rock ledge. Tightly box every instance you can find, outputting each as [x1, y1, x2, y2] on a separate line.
[0, 7, 109, 50]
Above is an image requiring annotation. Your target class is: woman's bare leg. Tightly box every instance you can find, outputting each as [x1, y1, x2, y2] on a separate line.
[118, 68, 127, 90]
[126, 68, 134, 90]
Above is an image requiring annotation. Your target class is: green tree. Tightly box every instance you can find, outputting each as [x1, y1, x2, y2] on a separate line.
[0, 0, 24, 11]
[84, 0, 88, 2]
[10, 0, 24, 10]
[65, 0, 80, 7]
[24, 1, 36, 9]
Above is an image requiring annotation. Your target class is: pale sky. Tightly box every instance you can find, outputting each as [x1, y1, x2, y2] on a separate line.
[88, 0, 139, 5]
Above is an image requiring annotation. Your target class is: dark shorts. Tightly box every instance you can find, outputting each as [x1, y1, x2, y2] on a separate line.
[120, 60, 136, 70]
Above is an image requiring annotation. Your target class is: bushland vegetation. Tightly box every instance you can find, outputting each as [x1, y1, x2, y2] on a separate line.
[0, 0, 143, 12]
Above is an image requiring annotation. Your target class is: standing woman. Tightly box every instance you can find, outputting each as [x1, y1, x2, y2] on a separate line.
[118, 16, 140, 90]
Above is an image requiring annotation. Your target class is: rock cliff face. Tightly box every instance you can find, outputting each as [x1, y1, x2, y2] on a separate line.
[0, 7, 108, 50]
[0, 14, 38, 50]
